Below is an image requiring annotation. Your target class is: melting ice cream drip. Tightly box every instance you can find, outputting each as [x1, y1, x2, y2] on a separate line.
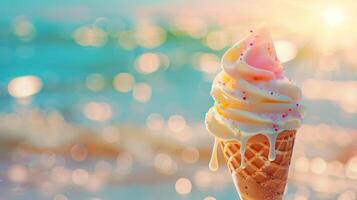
[239, 137, 247, 168]
[267, 133, 277, 161]
[208, 133, 279, 171]
[209, 137, 219, 171]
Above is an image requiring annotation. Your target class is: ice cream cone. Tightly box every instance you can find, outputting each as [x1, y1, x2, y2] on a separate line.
[220, 130, 296, 200]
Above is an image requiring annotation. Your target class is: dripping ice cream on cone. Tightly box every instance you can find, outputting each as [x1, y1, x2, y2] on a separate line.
[205, 25, 303, 200]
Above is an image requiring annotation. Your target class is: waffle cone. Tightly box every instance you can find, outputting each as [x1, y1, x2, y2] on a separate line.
[220, 130, 296, 200]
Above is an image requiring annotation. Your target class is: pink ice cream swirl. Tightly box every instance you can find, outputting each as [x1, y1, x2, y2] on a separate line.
[206, 26, 303, 140]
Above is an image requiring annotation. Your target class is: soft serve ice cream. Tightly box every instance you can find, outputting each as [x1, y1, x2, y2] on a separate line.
[205, 26, 303, 171]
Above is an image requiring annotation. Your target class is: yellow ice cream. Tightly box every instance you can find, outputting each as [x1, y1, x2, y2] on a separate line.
[205, 26, 303, 170]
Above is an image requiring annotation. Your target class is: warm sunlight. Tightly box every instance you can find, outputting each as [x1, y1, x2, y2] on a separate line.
[322, 7, 345, 27]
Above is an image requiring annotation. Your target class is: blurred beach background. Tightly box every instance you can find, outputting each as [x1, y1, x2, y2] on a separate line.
[0, 0, 357, 199]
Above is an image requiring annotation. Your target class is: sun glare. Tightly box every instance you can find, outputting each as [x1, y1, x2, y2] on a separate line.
[323, 7, 345, 27]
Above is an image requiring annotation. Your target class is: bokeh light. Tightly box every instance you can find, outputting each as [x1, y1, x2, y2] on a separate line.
[72, 168, 89, 185]
[83, 101, 112, 121]
[70, 144, 88, 161]
[8, 164, 28, 183]
[175, 126, 193, 142]
[74, 26, 107, 47]
[345, 156, 357, 179]
[175, 178, 192, 195]
[146, 113, 165, 131]
[181, 147, 200, 164]
[135, 53, 161, 74]
[173, 18, 207, 38]
[133, 83, 152, 103]
[86, 74, 106, 91]
[193, 53, 220, 74]
[168, 114, 186, 132]
[310, 157, 327, 174]
[135, 23, 166, 48]
[205, 30, 229, 50]
[204, 197, 216, 200]
[113, 73, 135, 93]
[8, 75, 42, 98]
[12, 15, 36, 41]
[154, 153, 177, 175]
[51, 166, 71, 184]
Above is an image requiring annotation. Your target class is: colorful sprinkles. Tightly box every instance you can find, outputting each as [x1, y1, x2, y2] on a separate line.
[273, 124, 279, 132]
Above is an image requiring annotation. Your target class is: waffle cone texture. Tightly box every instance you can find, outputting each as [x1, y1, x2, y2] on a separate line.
[220, 130, 296, 200]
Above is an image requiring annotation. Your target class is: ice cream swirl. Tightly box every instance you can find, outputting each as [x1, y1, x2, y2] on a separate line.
[205, 26, 303, 170]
